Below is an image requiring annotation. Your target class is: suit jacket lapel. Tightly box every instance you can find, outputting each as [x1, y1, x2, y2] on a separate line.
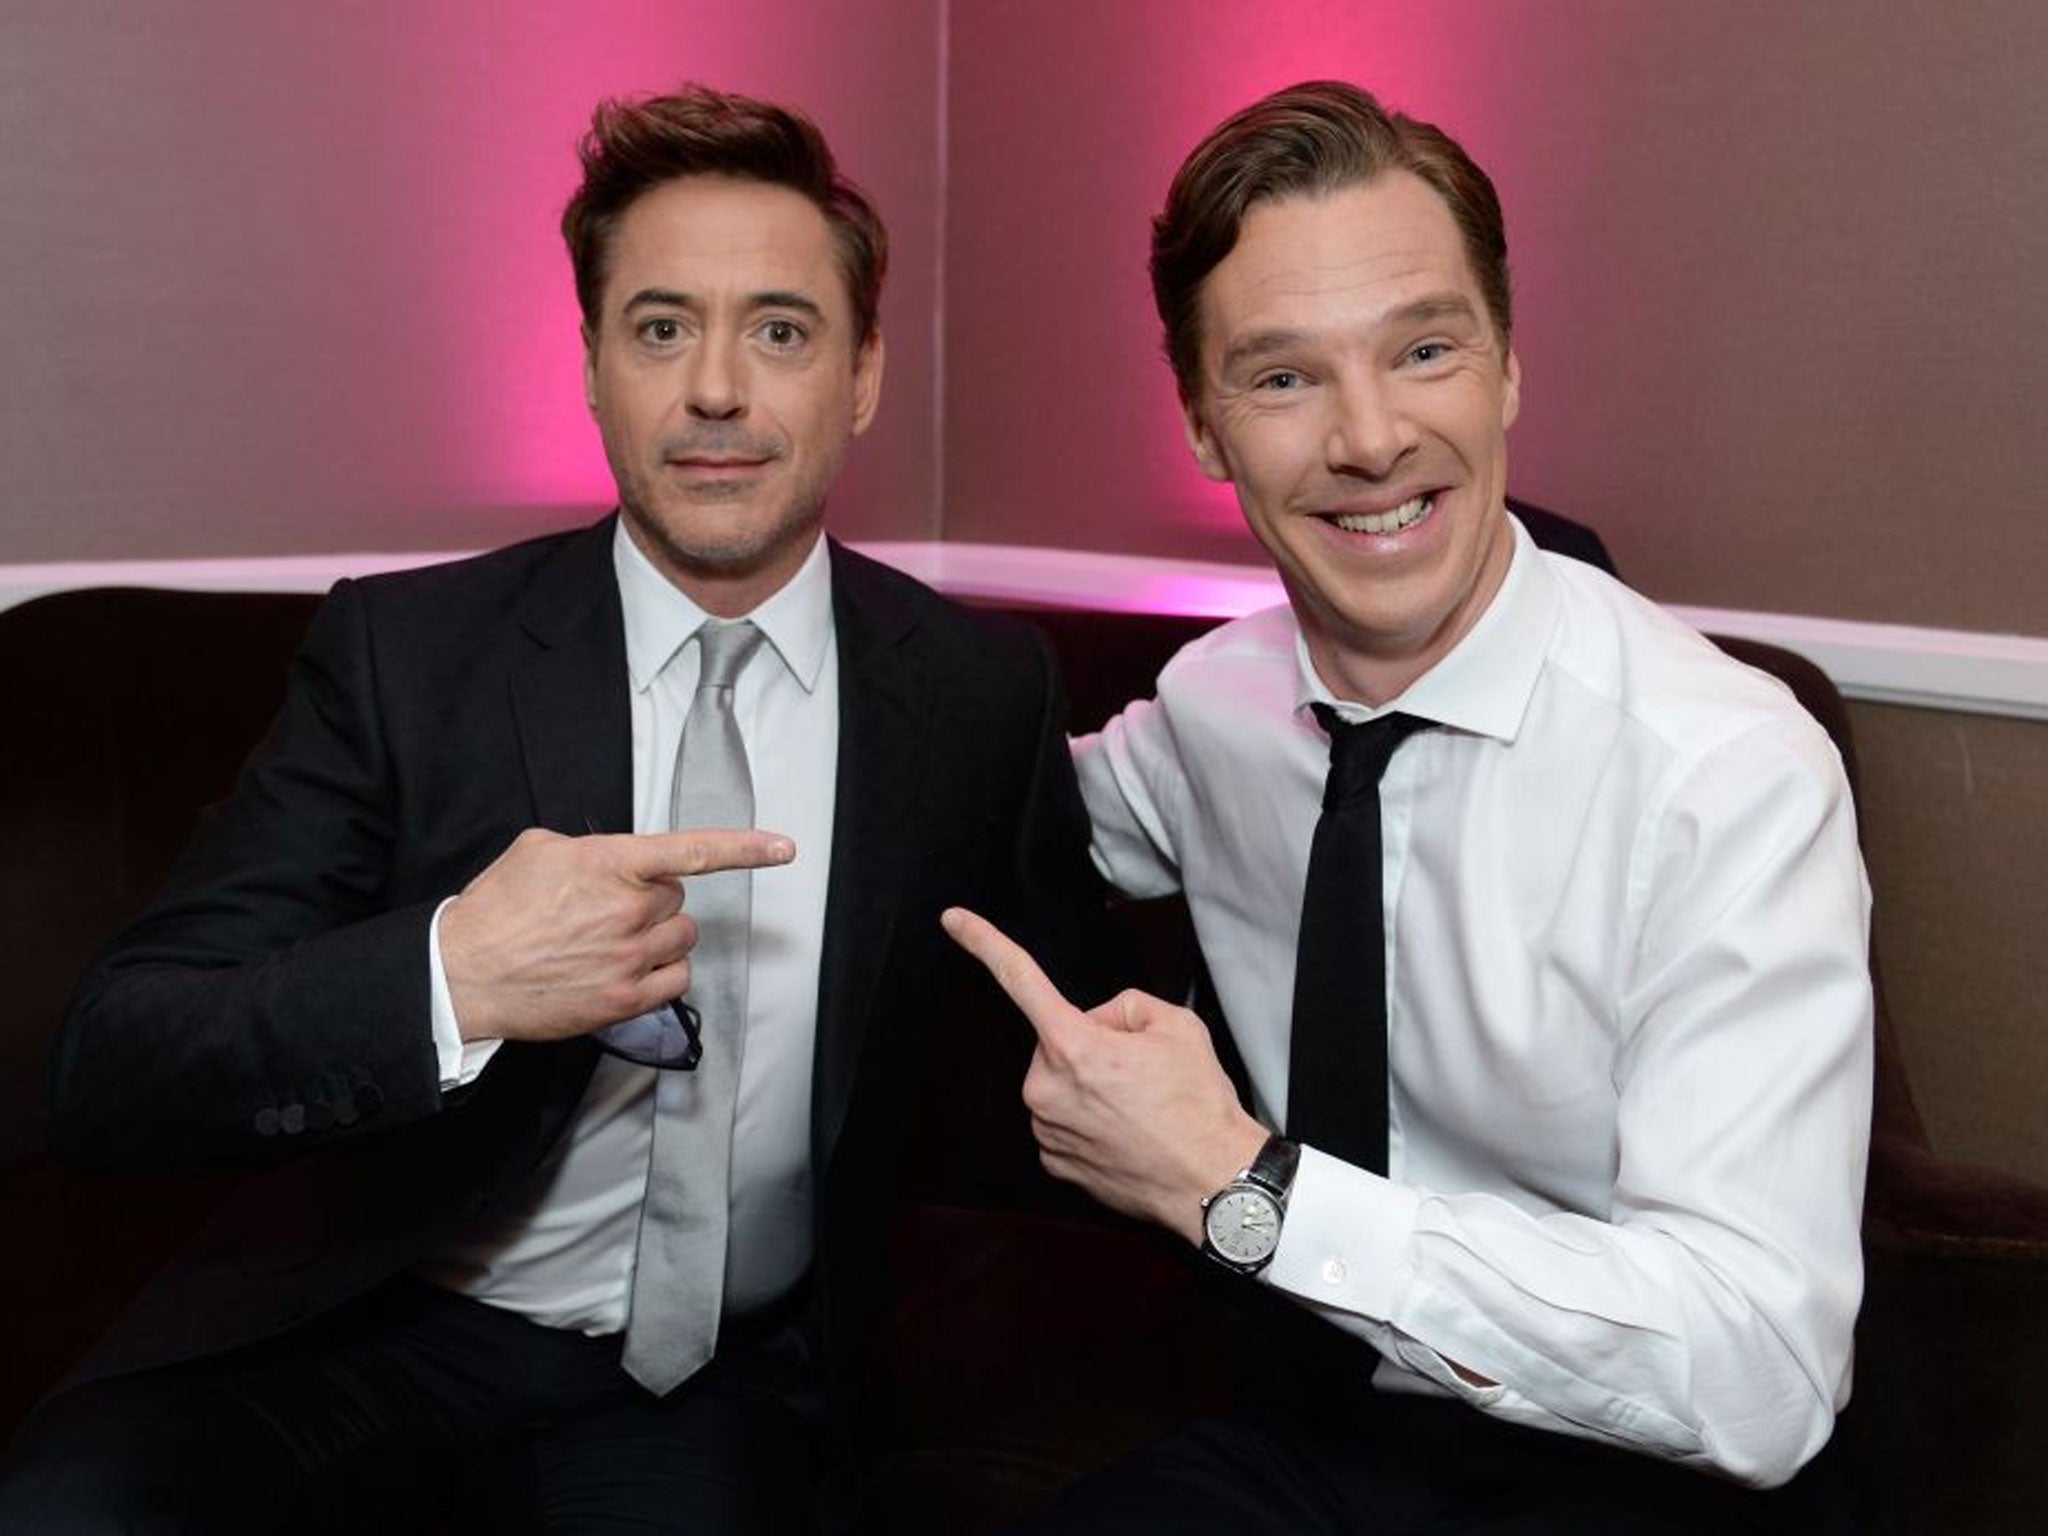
[813, 541, 926, 1171]
[508, 516, 635, 838]
[495, 517, 632, 1147]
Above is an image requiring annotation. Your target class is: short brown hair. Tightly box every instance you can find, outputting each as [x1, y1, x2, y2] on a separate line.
[1151, 80, 1511, 398]
[562, 84, 888, 347]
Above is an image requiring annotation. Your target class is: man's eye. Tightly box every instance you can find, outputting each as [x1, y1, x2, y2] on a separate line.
[1255, 370, 1303, 391]
[1407, 342, 1450, 365]
[760, 319, 805, 348]
[640, 318, 682, 344]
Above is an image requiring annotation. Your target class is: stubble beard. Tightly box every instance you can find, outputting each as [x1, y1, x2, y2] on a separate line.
[618, 473, 832, 594]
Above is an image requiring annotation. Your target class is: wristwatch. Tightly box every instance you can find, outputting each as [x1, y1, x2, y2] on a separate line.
[1199, 1134, 1301, 1274]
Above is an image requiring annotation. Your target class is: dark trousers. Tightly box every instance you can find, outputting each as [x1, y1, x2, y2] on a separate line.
[1010, 1285, 1855, 1536]
[0, 1276, 823, 1536]
[1009, 1397, 1858, 1535]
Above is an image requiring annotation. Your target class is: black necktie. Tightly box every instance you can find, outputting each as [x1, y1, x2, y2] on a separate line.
[1286, 706, 1433, 1175]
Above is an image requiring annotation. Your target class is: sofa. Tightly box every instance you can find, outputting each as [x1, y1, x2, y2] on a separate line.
[4, 570, 2046, 1533]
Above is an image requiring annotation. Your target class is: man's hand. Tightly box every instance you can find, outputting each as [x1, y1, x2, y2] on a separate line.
[941, 906, 1268, 1245]
[441, 827, 794, 1044]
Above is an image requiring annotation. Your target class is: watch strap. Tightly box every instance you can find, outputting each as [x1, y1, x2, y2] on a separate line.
[1245, 1133, 1301, 1199]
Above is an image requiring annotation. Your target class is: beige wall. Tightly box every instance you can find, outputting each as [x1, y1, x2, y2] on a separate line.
[9, 0, 2042, 629]
[0, 0, 943, 560]
[942, 0, 2048, 635]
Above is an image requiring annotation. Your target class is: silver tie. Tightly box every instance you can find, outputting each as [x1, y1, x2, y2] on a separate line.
[622, 618, 766, 1394]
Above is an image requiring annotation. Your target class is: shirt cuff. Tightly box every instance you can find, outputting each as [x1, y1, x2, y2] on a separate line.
[429, 897, 501, 1089]
[1265, 1144, 1425, 1321]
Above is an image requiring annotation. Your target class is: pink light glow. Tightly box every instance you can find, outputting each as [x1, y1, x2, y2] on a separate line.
[1119, 2, 1526, 551]
[1106, 570, 1286, 619]
[940, 1, 1528, 561]
[15, 1, 1513, 562]
[402, 1, 944, 516]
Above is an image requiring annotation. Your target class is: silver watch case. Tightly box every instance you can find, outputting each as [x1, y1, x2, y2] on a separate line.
[1199, 1135, 1300, 1275]
[1201, 1180, 1285, 1272]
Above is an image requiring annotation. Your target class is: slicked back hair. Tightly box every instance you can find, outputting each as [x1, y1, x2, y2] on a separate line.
[1151, 80, 1511, 398]
[562, 84, 887, 348]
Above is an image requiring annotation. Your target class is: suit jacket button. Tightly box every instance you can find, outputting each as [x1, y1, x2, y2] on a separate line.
[280, 1104, 307, 1135]
[253, 1108, 280, 1136]
[332, 1091, 358, 1126]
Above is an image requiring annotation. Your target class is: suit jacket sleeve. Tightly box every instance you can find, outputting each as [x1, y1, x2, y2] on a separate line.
[50, 578, 449, 1175]
[997, 624, 1120, 1007]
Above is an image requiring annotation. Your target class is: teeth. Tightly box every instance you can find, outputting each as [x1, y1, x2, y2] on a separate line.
[1332, 494, 1431, 534]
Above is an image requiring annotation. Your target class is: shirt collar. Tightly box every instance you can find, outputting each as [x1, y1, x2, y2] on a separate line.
[612, 521, 836, 695]
[1292, 512, 1559, 742]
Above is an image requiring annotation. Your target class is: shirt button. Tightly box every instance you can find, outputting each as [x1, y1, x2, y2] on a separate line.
[1321, 1258, 1348, 1285]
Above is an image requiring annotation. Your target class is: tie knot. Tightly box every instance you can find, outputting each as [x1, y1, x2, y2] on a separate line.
[1310, 704, 1431, 806]
[694, 619, 764, 691]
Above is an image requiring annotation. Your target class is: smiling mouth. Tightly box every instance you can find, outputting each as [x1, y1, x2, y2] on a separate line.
[1321, 492, 1435, 535]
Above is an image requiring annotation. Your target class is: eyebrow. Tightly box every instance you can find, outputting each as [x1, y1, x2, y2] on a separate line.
[1389, 294, 1483, 331]
[1217, 292, 1484, 375]
[621, 287, 828, 324]
[1219, 328, 1314, 376]
[750, 291, 827, 323]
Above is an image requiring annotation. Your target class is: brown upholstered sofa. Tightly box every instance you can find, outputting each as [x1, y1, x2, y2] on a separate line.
[4, 577, 2046, 1533]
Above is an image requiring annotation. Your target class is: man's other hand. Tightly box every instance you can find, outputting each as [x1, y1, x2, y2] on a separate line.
[941, 906, 1267, 1244]
[442, 827, 794, 1044]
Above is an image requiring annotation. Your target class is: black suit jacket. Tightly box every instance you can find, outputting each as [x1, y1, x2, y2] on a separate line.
[50, 518, 1105, 1423]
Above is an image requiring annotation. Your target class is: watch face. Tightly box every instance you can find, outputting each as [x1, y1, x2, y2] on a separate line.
[1204, 1186, 1282, 1265]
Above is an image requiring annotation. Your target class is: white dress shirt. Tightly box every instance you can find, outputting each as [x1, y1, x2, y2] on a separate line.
[419, 525, 839, 1332]
[1074, 517, 1873, 1487]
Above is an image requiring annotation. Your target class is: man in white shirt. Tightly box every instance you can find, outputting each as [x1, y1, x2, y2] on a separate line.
[945, 80, 1870, 1533]
[2, 86, 1104, 1534]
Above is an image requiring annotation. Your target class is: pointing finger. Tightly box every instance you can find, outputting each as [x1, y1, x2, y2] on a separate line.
[617, 829, 796, 881]
[941, 906, 1081, 1047]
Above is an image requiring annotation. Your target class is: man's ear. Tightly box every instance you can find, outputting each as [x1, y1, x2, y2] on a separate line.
[1501, 348, 1521, 431]
[1181, 395, 1233, 484]
[582, 324, 599, 415]
[850, 329, 886, 436]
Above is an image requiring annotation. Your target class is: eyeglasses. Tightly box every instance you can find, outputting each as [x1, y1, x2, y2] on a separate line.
[595, 998, 704, 1071]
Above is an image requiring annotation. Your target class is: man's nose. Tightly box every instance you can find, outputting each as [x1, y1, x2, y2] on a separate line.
[684, 338, 746, 421]
[1326, 372, 1418, 478]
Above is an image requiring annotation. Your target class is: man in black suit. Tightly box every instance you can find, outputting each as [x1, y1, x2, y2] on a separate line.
[0, 85, 1101, 1534]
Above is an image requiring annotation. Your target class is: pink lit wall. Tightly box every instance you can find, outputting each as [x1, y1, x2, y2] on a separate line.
[0, 0, 942, 560]
[941, 0, 2048, 635]
[5, 1, 2044, 631]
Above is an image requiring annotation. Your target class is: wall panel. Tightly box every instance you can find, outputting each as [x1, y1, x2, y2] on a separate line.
[0, 0, 942, 560]
[941, 0, 2048, 634]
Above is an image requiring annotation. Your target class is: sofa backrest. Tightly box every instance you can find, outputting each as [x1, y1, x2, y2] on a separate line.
[0, 589, 326, 1169]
